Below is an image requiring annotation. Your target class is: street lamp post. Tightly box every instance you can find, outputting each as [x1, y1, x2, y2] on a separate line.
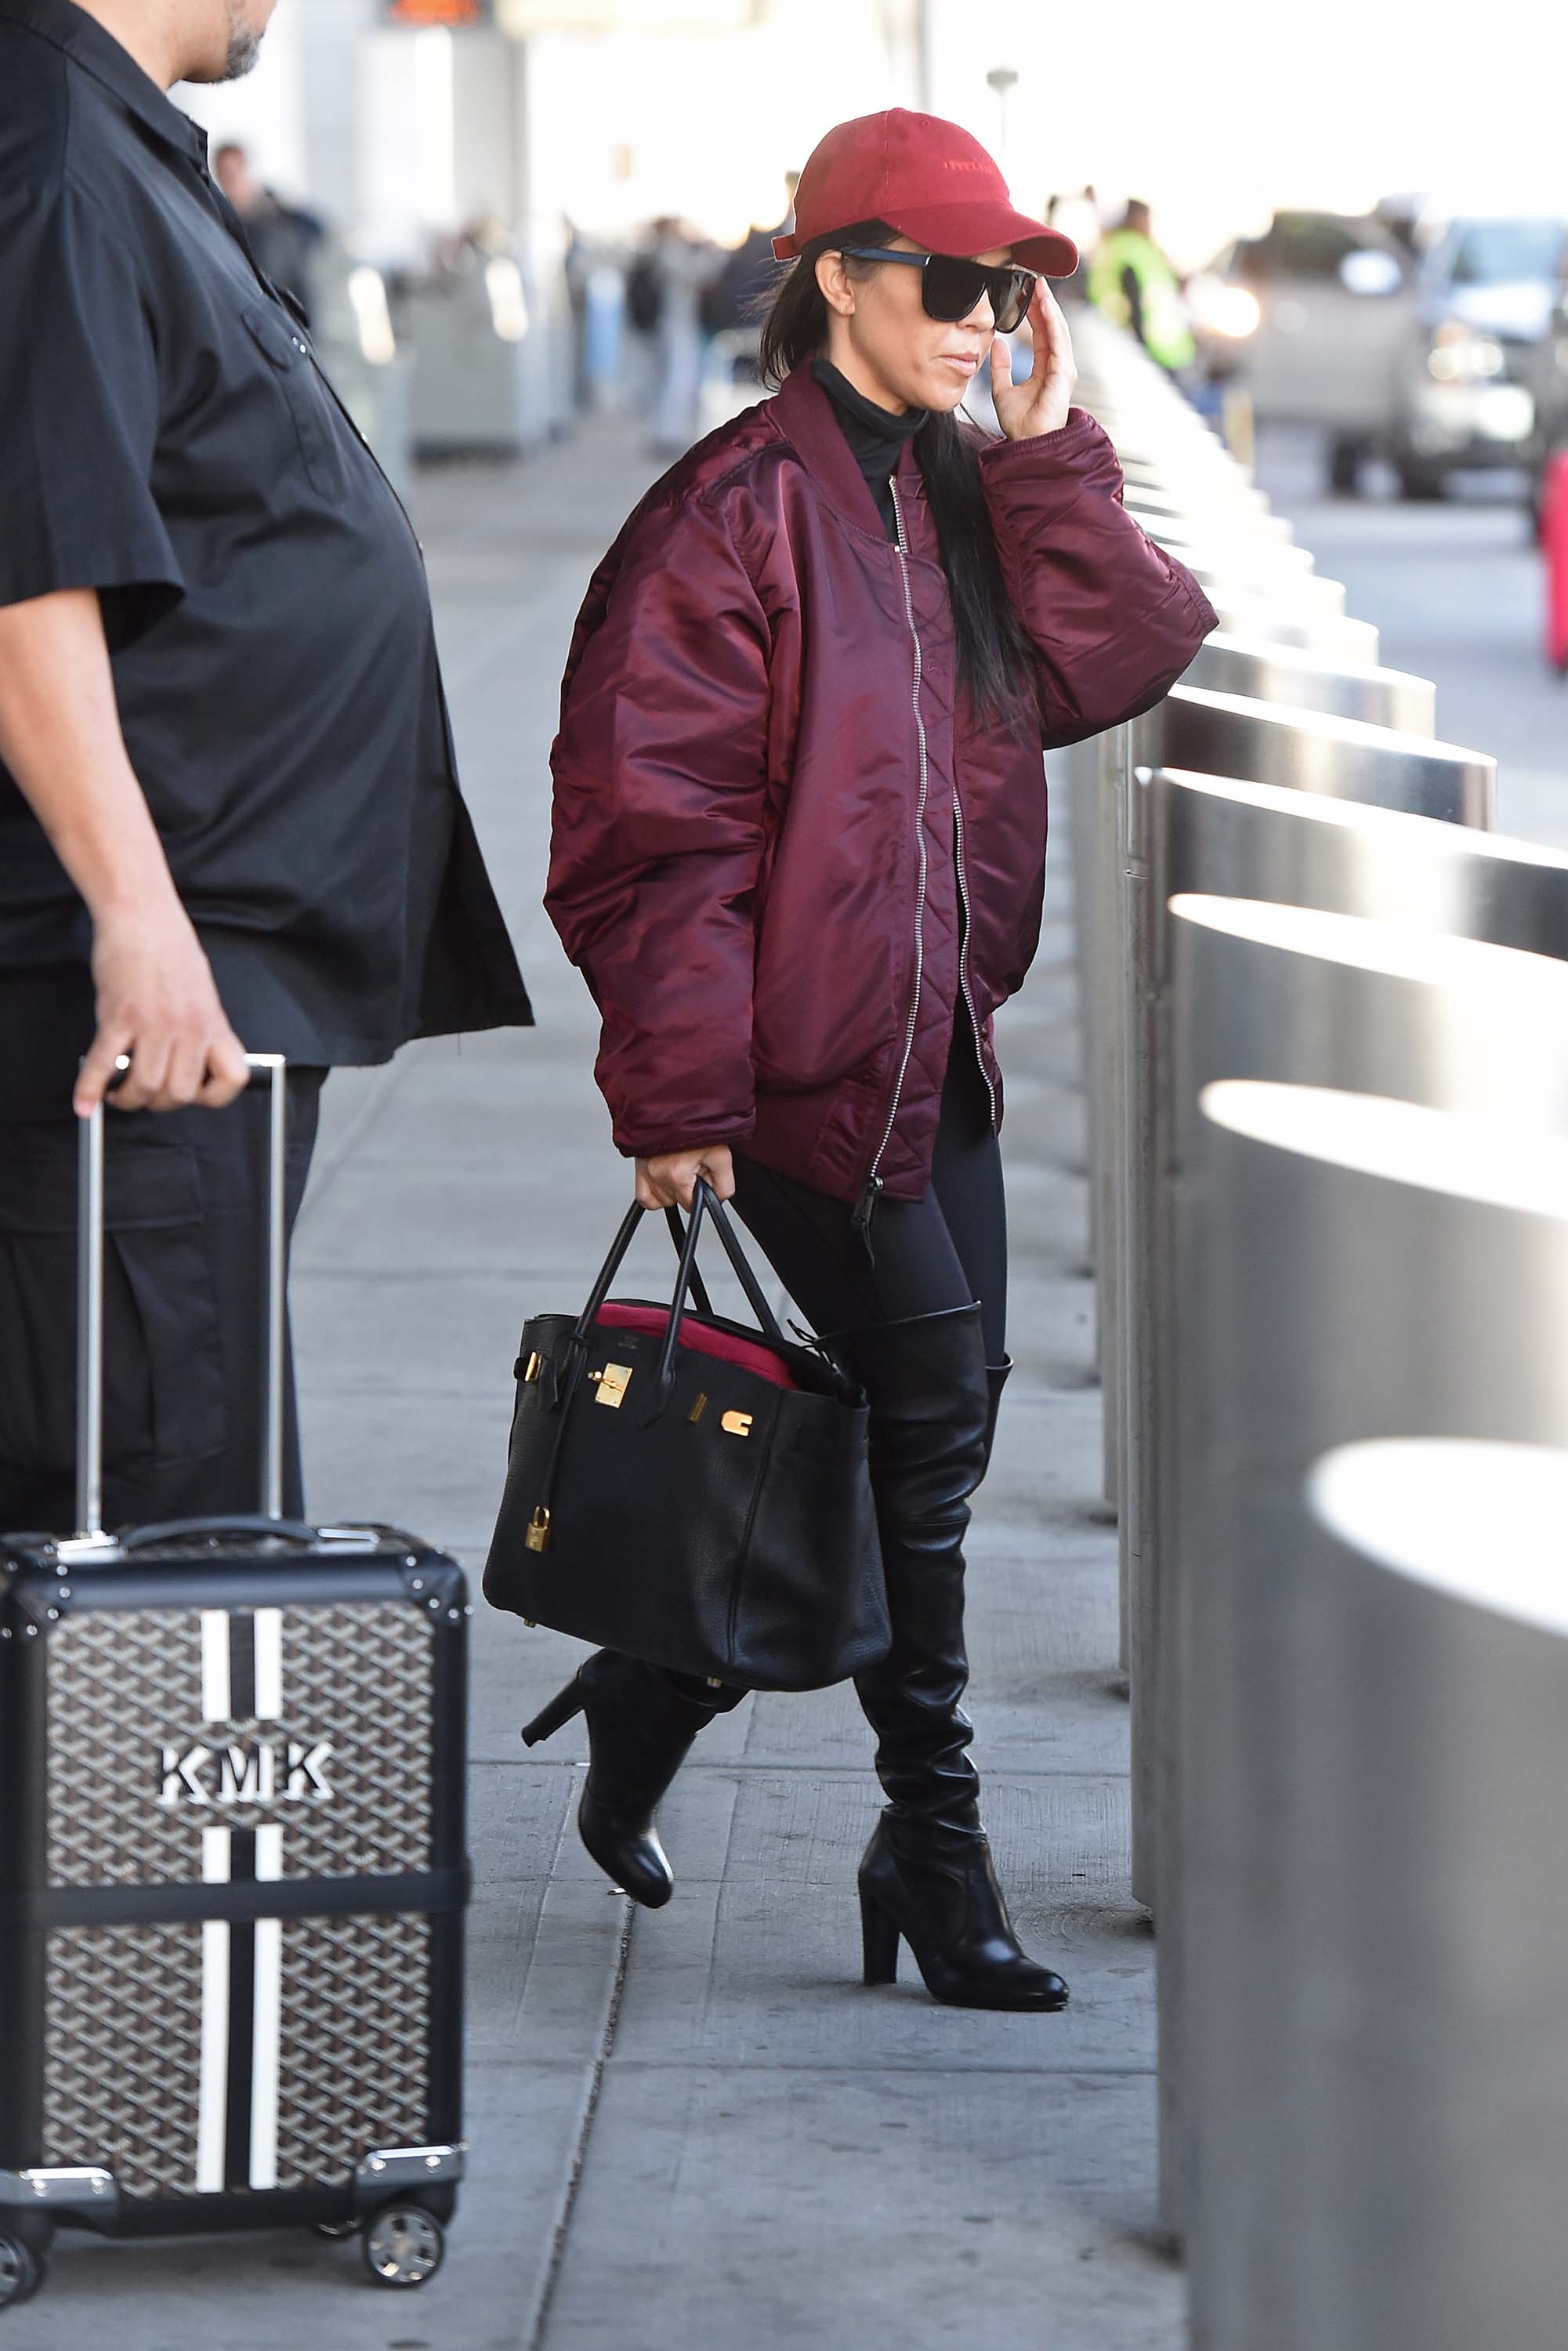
[917, 0, 936, 110]
[986, 64, 1018, 164]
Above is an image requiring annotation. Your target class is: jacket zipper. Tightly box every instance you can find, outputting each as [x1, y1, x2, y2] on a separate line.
[952, 792, 999, 1128]
[854, 479, 930, 1248]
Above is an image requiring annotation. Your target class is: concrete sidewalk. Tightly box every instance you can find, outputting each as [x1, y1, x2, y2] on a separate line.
[20, 422, 1184, 2351]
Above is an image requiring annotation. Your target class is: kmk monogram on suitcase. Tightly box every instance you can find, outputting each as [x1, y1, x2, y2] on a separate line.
[0, 1059, 469, 2309]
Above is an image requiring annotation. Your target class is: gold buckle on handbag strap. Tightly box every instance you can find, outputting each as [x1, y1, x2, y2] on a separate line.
[721, 1410, 753, 1437]
[587, 1362, 632, 1407]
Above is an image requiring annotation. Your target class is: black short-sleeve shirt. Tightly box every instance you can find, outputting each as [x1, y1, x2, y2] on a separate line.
[0, 0, 533, 1114]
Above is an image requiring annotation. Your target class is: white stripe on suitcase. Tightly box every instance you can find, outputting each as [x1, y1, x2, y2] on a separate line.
[253, 1608, 283, 1720]
[200, 1610, 230, 1724]
[249, 1824, 284, 2190]
[197, 1827, 232, 2193]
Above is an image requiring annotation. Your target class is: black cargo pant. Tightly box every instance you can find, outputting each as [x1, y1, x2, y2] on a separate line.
[0, 1072, 325, 1536]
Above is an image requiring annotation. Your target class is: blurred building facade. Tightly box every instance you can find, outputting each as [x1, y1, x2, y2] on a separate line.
[180, 0, 928, 270]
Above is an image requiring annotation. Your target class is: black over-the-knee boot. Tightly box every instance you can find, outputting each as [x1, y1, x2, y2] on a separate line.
[825, 1308, 1068, 2012]
[521, 1650, 744, 1908]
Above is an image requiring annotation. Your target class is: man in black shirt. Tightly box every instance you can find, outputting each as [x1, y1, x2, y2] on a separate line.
[0, 0, 533, 1532]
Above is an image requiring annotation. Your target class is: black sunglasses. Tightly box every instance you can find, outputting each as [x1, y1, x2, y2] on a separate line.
[837, 246, 1038, 335]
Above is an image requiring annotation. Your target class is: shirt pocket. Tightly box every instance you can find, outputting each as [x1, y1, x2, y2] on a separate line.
[240, 304, 342, 498]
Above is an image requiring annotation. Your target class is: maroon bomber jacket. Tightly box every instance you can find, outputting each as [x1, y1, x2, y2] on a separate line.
[545, 361, 1217, 1212]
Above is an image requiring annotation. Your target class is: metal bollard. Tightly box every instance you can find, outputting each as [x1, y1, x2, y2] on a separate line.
[1204, 599, 1379, 660]
[1105, 704, 1494, 1841]
[1121, 474, 1271, 524]
[1132, 518, 1318, 578]
[1076, 682, 1484, 1527]
[1136, 777, 1568, 1889]
[1124, 490, 1294, 543]
[1179, 1086, 1568, 2349]
[1183, 633, 1434, 731]
[1072, 647, 1439, 1277]
[1142, 688, 1494, 824]
[1274, 1439, 1568, 2351]
[1150, 890, 1568, 2234]
[1169, 553, 1349, 617]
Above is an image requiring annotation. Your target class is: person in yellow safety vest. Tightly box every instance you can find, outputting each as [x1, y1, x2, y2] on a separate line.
[1089, 201, 1195, 375]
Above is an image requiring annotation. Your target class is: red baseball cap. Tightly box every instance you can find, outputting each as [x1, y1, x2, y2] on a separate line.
[773, 108, 1079, 277]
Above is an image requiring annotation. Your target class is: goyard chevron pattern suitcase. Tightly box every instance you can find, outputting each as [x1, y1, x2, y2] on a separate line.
[0, 1060, 469, 2310]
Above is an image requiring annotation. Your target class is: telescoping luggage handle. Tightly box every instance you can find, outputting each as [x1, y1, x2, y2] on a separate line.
[59, 1053, 373, 1563]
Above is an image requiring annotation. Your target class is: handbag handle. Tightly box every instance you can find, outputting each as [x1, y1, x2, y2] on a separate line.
[664, 1182, 788, 1342]
[570, 1186, 783, 1350]
[664, 1206, 715, 1320]
[650, 1181, 788, 1407]
[565, 1182, 788, 1415]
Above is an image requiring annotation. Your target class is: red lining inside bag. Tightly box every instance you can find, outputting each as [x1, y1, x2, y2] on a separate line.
[596, 1302, 802, 1390]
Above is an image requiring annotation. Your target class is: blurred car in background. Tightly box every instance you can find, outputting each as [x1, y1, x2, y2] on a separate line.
[1387, 213, 1568, 503]
[1187, 210, 1417, 492]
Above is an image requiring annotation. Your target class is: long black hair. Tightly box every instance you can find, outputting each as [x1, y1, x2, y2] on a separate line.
[756, 222, 1036, 732]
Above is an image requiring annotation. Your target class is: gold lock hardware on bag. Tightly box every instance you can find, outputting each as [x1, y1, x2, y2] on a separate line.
[721, 1410, 753, 1438]
[526, 1506, 552, 1552]
[588, 1362, 632, 1408]
[523, 1352, 544, 1384]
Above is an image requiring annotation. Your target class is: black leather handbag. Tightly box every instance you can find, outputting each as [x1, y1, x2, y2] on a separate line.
[483, 1182, 889, 1690]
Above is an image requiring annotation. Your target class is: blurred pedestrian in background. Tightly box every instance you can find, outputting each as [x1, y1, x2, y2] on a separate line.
[1046, 185, 1103, 300]
[697, 173, 803, 426]
[0, 0, 531, 1535]
[702, 170, 802, 338]
[539, 108, 1214, 2008]
[563, 215, 592, 411]
[212, 138, 323, 323]
[643, 215, 718, 456]
[1090, 197, 1196, 379]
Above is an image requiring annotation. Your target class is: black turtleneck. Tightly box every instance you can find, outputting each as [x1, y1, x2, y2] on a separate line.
[812, 359, 926, 543]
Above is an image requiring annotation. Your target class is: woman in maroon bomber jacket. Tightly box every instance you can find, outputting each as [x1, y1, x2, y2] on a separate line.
[540, 111, 1216, 2011]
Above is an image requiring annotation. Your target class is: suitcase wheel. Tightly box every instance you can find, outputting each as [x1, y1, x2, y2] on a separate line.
[362, 2201, 445, 2289]
[0, 2235, 48, 2312]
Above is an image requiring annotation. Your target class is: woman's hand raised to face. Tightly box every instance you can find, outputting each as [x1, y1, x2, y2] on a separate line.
[990, 280, 1077, 441]
[636, 1144, 737, 1213]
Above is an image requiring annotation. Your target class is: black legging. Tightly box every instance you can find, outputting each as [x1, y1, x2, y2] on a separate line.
[730, 1031, 1008, 1364]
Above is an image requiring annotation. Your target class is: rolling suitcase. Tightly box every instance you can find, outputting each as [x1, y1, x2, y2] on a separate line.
[0, 1056, 469, 2310]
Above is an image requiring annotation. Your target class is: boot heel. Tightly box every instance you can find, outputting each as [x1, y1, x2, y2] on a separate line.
[859, 1883, 900, 1987]
[521, 1676, 585, 1747]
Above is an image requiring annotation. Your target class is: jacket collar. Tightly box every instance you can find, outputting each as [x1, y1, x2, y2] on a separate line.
[770, 361, 933, 553]
[1, 0, 209, 165]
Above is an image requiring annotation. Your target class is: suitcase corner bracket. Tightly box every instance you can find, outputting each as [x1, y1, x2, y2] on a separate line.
[353, 2142, 466, 2211]
[0, 2167, 119, 2221]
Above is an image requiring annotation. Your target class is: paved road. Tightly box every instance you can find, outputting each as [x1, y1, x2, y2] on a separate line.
[1252, 428, 1568, 849]
[16, 422, 1179, 2351]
